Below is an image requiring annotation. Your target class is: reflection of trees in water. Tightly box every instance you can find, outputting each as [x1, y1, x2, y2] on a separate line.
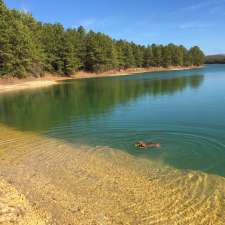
[141, 74, 203, 96]
[0, 74, 204, 131]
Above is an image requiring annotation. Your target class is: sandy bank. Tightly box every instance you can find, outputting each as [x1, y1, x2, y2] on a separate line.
[73, 66, 203, 80]
[0, 124, 224, 225]
[0, 66, 202, 94]
[0, 76, 72, 94]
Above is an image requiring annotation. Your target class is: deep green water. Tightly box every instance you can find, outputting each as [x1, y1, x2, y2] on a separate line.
[0, 65, 225, 177]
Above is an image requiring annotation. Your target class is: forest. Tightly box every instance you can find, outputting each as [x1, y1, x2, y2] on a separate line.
[205, 55, 225, 64]
[0, 0, 205, 78]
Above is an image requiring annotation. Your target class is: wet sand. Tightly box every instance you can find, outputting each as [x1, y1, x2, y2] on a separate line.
[0, 66, 202, 94]
[0, 125, 224, 225]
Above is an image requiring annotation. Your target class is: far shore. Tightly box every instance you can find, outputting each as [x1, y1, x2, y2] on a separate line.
[0, 66, 202, 94]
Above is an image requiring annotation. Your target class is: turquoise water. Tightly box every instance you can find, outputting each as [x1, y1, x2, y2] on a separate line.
[0, 65, 225, 177]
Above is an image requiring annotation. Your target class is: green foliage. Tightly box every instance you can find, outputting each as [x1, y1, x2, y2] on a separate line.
[131, 43, 144, 67]
[205, 54, 225, 64]
[188, 46, 205, 66]
[76, 26, 87, 70]
[85, 32, 118, 72]
[143, 46, 153, 67]
[162, 46, 172, 67]
[0, 3, 44, 78]
[0, 0, 205, 78]
[40, 23, 65, 73]
[121, 41, 135, 69]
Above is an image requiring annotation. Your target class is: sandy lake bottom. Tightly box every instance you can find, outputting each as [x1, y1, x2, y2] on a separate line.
[0, 124, 225, 225]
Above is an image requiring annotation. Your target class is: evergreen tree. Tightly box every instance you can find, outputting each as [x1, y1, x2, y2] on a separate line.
[162, 46, 172, 67]
[0, 1, 12, 76]
[131, 43, 144, 67]
[40, 23, 65, 73]
[143, 46, 153, 67]
[122, 41, 135, 69]
[152, 44, 162, 67]
[115, 41, 126, 69]
[0, 3, 43, 77]
[61, 30, 79, 75]
[0, 0, 205, 78]
[76, 26, 87, 70]
[189, 46, 205, 66]
[85, 32, 118, 72]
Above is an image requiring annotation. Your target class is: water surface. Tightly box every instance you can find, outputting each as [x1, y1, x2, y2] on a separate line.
[0, 65, 225, 177]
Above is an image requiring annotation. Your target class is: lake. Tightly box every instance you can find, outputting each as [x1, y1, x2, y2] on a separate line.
[1, 65, 225, 224]
[0, 65, 225, 178]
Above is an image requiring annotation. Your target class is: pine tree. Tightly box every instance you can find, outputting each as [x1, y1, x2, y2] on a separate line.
[143, 46, 153, 67]
[122, 41, 135, 69]
[189, 46, 205, 66]
[162, 46, 172, 67]
[115, 41, 126, 69]
[0, 3, 43, 77]
[60, 30, 80, 75]
[76, 26, 87, 70]
[85, 32, 118, 72]
[40, 23, 66, 74]
[0, 0, 205, 78]
[152, 44, 162, 67]
[131, 43, 144, 67]
[0, 1, 12, 76]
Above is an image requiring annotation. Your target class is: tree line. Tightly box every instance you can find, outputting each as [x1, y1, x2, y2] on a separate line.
[205, 55, 225, 64]
[0, 0, 205, 78]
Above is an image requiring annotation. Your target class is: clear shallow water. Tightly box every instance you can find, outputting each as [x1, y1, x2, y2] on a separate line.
[0, 65, 225, 177]
[1, 125, 224, 224]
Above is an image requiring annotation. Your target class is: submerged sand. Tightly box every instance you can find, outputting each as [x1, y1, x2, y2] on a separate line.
[0, 124, 224, 225]
[0, 179, 49, 225]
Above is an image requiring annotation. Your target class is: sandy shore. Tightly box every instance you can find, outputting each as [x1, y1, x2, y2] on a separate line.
[0, 76, 72, 94]
[0, 66, 202, 94]
[73, 66, 202, 79]
[0, 124, 224, 225]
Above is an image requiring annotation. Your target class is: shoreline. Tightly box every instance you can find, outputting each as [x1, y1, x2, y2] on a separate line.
[0, 66, 202, 94]
[0, 76, 70, 94]
[73, 65, 202, 79]
[0, 124, 224, 224]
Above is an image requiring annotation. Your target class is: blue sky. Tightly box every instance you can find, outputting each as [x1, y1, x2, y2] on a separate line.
[4, 0, 225, 54]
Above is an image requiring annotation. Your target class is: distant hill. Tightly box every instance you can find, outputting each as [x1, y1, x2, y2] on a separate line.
[205, 54, 225, 64]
